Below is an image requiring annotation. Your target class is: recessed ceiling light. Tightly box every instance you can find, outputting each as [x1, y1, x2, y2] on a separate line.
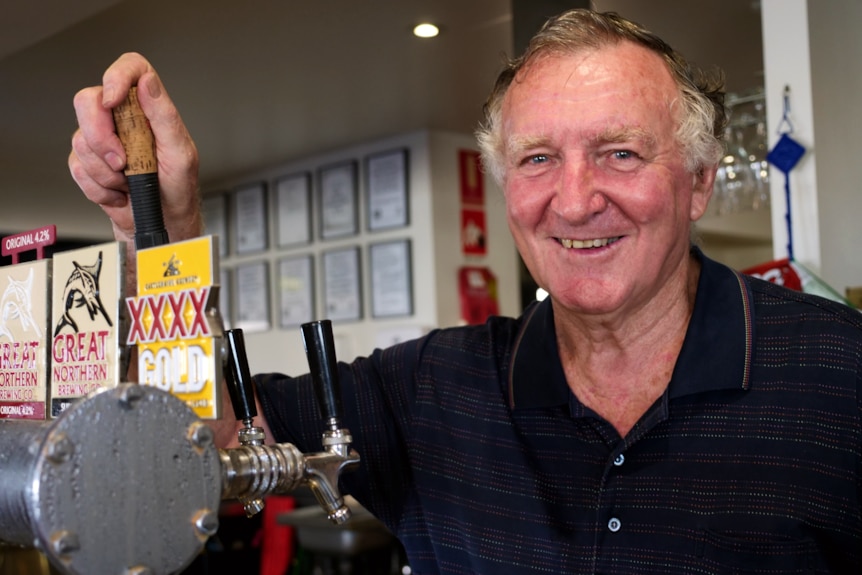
[413, 23, 440, 38]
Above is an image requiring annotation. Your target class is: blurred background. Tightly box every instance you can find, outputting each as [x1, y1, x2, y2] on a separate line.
[0, 0, 764, 239]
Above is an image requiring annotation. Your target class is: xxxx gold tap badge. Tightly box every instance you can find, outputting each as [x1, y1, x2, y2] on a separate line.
[129, 236, 223, 419]
[0, 259, 51, 420]
[50, 242, 126, 418]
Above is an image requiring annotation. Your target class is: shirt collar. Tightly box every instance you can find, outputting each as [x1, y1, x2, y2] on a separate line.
[508, 247, 754, 409]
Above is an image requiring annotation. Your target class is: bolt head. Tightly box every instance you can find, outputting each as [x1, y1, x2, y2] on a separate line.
[193, 509, 219, 538]
[117, 384, 145, 408]
[188, 422, 214, 449]
[50, 530, 80, 555]
[45, 433, 74, 464]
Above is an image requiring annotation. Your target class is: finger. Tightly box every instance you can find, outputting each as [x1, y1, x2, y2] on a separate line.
[69, 128, 128, 195]
[101, 52, 157, 108]
[72, 86, 126, 171]
[68, 145, 129, 209]
[69, 147, 136, 243]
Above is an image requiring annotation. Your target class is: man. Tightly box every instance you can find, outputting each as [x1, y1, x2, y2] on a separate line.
[70, 9, 860, 574]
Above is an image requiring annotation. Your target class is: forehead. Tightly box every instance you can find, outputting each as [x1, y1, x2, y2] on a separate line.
[501, 42, 681, 134]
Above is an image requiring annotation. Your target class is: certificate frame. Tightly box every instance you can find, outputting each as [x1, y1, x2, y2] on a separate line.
[275, 172, 312, 248]
[277, 254, 315, 328]
[234, 261, 271, 332]
[369, 239, 413, 318]
[322, 246, 362, 322]
[233, 182, 268, 254]
[366, 148, 409, 231]
[201, 192, 229, 256]
[318, 160, 358, 240]
[219, 268, 232, 330]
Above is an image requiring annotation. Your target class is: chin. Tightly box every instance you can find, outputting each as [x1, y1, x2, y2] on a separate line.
[551, 289, 626, 316]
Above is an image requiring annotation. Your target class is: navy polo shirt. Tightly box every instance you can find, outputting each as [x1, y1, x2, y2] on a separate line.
[258, 250, 861, 573]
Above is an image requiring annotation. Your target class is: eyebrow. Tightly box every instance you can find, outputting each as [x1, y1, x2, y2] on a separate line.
[589, 126, 658, 149]
[505, 135, 552, 160]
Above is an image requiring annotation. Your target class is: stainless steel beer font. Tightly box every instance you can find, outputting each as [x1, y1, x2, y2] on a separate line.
[0, 322, 360, 575]
[220, 326, 360, 522]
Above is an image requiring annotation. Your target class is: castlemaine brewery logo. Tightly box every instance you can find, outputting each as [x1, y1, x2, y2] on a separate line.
[164, 254, 181, 277]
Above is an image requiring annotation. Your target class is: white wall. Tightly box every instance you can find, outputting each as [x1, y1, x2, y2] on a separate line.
[807, 1, 862, 293]
[761, 0, 819, 270]
[428, 131, 521, 329]
[210, 130, 520, 376]
[761, 0, 862, 293]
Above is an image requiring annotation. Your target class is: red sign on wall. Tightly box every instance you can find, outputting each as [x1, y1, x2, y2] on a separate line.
[458, 266, 499, 325]
[459, 149, 484, 206]
[461, 208, 487, 256]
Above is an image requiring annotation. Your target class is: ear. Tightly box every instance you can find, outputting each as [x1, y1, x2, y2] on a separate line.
[690, 164, 717, 221]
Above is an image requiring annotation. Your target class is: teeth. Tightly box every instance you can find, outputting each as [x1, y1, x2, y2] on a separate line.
[559, 237, 618, 249]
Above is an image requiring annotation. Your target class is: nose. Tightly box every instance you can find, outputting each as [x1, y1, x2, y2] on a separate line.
[554, 156, 608, 222]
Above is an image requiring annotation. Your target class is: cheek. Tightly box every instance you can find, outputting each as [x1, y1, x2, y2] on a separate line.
[504, 178, 551, 228]
[619, 172, 693, 225]
[606, 184, 671, 225]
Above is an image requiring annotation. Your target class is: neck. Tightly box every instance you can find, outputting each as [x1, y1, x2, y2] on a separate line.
[556, 255, 701, 436]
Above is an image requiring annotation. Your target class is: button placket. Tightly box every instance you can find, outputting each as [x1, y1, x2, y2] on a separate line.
[606, 452, 625, 533]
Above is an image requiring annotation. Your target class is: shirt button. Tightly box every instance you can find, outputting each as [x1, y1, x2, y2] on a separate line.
[613, 454, 625, 466]
[608, 518, 621, 532]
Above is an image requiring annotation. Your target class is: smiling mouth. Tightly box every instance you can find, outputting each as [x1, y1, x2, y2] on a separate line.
[558, 236, 622, 249]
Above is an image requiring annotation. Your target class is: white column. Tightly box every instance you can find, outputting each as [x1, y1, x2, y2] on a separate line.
[761, 0, 820, 269]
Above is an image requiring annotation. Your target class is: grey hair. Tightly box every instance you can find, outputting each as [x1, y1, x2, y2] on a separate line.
[475, 9, 727, 186]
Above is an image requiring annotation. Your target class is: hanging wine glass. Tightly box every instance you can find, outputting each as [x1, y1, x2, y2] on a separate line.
[715, 125, 756, 215]
[746, 100, 771, 211]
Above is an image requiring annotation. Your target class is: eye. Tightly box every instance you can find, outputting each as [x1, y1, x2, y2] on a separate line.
[603, 148, 645, 172]
[524, 154, 549, 166]
[612, 150, 637, 161]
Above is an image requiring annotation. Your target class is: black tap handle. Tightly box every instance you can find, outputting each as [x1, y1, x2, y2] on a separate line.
[224, 328, 257, 421]
[301, 320, 343, 423]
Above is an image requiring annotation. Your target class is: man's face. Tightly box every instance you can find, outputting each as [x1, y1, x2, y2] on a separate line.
[500, 41, 713, 319]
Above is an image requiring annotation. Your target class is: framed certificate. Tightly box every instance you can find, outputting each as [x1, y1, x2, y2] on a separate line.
[234, 261, 270, 332]
[319, 161, 358, 240]
[219, 268, 232, 330]
[275, 172, 312, 247]
[370, 239, 413, 318]
[322, 247, 362, 322]
[278, 255, 314, 328]
[366, 149, 409, 231]
[233, 182, 268, 254]
[201, 193, 229, 256]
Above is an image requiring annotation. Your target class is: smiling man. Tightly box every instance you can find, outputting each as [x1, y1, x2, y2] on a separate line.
[487, 40, 713, 436]
[70, 9, 861, 574]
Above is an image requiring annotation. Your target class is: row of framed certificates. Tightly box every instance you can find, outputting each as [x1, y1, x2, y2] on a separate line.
[203, 148, 409, 256]
[221, 239, 413, 332]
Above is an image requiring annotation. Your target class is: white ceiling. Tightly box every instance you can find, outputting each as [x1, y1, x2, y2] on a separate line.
[0, 0, 763, 240]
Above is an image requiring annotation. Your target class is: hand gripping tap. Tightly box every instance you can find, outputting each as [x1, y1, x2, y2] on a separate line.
[219, 321, 360, 523]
